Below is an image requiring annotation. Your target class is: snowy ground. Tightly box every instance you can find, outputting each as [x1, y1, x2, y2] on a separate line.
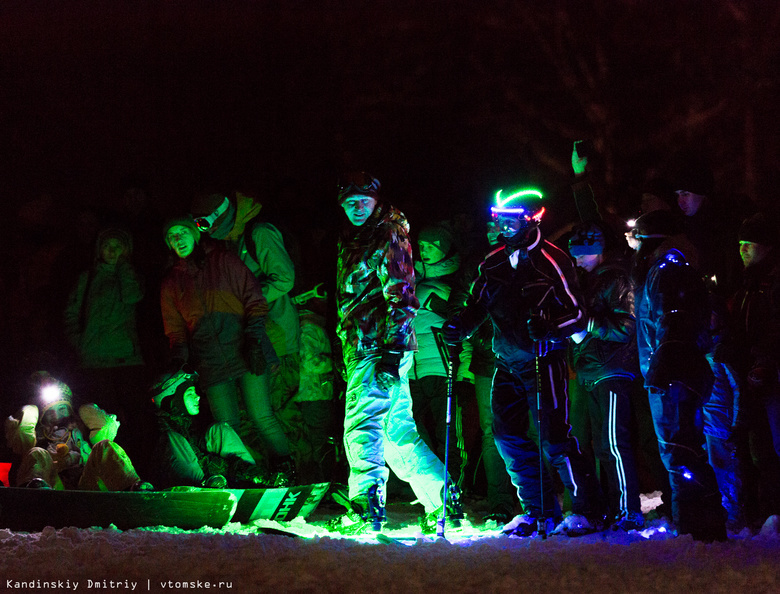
[1, 493, 779, 593]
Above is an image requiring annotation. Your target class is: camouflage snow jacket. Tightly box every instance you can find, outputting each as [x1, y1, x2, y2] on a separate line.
[336, 204, 419, 359]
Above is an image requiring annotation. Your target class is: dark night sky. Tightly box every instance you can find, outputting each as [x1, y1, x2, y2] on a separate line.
[1, 1, 778, 233]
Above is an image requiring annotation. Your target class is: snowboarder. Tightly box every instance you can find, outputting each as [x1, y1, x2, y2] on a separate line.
[332, 171, 462, 534]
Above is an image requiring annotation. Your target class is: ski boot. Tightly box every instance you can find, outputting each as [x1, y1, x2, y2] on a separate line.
[501, 514, 556, 538]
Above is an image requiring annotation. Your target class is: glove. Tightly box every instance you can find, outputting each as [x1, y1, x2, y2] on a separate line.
[376, 351, 403, 392]
[442, 317, 463, 345]
[245, 341, 267, 376]
[527, 314, 551, 341]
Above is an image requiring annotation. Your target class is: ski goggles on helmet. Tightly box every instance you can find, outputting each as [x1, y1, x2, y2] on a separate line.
[193, 196, 230, 231]
[337, 172, 381, 203]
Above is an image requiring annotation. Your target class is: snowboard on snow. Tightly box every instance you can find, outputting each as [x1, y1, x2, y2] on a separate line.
[0, 486, 237, 531]
[171, 482, 330, 524]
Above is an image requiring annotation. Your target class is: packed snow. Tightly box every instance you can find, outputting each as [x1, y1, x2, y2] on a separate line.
[1, 493, 779, 593]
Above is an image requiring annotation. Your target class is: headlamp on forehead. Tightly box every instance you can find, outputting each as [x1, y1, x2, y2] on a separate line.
[193, 197, 230, 231]
[491, 188, 545, 222]
[40, 384, 62, 405]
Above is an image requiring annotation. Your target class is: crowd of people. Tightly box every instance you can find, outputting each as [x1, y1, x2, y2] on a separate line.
[2, 143, 778, 543]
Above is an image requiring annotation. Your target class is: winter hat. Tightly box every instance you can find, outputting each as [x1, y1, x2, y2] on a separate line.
[150, 368, 199, 411]
[337, 172, 381, 204]
[29, 371, 74, 418]
[568, 222, 606, 256]
[162, 216, 201, 247]
[739, 213, 777, 246]
[418, 224, 455, 256]
[634, 209, 685, 239]
[641, 178, 678, 211]
[671, 154, 714, 197]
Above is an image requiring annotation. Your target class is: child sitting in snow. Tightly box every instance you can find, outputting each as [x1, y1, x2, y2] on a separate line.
[4, 371, 151, 491]
[150, 367, 275, 489]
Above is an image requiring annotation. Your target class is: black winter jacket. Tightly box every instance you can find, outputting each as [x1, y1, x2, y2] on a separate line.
[456, 229, 585, 371]
[571, 258, 639, 386]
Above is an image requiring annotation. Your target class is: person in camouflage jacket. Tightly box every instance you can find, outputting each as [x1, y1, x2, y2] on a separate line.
[331, 172, 460, 535]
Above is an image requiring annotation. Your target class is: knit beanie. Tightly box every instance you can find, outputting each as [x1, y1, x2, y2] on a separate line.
[418, 224, 455, 256]
[29, 371, 74, 418]
[739, 213, 776, 246]
[635, 209, 685, 239]
[162, 216, 201, 247]
[671, 154, 715, 197]
[95, 227, 133, 260]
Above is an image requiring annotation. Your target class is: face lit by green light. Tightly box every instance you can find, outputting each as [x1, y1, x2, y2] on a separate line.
[182, 386, 200, 416]
[100, 238, 127, 266]
[418, 241, 447, 265]
[166, 225, 196, 258]
[341, 195, 377, 227]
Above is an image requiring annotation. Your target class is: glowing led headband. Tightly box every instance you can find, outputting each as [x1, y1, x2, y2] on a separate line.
[491, 188, 545, 217]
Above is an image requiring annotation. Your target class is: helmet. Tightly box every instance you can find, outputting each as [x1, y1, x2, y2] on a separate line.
[491, 187, 545, 219]
[490, 187, 545, 247]
[150, 368, 199, 409]
[568, 222, 606, 256]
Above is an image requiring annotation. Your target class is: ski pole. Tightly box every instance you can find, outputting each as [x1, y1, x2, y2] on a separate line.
[535, 338, 548, 540]
[437, 342, 461, 538]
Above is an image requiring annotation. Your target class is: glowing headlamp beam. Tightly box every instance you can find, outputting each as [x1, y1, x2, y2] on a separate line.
[40, 384, 62, 404]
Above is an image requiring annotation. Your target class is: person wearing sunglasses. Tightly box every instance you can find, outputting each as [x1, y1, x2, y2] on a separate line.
[330, 171, 463, 535]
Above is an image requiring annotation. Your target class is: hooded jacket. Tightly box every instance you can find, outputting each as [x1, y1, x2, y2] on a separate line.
[160, 241, 274, 389]
[456, 228, 585, 370]
[336, 203, 419, 358]
[225, 192, 300, 357]
[411, 253, 472, 380]
[63, 228, 144, 368]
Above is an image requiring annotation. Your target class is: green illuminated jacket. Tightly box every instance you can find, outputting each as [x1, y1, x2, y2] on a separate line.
[336, 204, 419, 359]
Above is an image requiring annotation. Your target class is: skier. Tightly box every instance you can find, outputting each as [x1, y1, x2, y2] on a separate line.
[632, 208, 727, 541]
[150, 367, 272, 489]
[443, 187, 606, 537]
[332, 171, 462, 534]
[4, 371, 151, 491]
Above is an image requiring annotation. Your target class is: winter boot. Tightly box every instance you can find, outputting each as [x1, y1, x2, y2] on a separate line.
[501, 514, 557, 538]
[612, 510, 645, 532]
[202, 474, 228, 489]
[551, 513, 605, 537]
[328, 482, 386, 535]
